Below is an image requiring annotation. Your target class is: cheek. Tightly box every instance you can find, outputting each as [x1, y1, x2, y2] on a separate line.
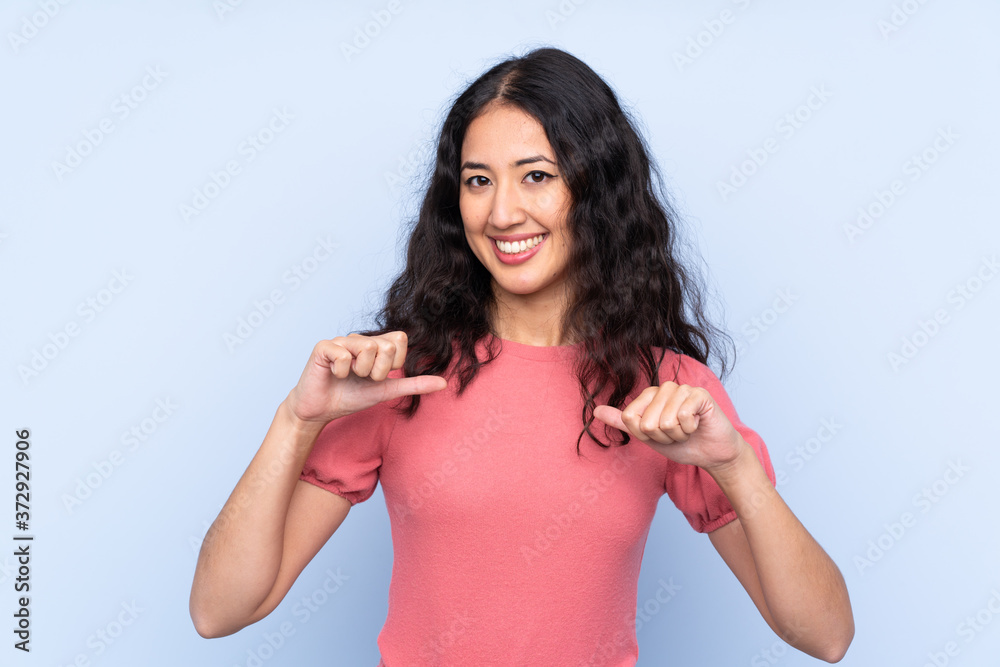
[459, 197, 479, 229]
[538, 189, 571, 225]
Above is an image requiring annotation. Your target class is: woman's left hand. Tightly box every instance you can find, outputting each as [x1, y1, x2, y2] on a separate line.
[593, 382, 747, 473]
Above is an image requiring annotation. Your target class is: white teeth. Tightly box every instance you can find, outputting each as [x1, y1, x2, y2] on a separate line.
[495, 234, 545, 254]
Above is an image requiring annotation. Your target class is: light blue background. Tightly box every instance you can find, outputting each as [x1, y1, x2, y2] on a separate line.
[2, 1, 998, 665]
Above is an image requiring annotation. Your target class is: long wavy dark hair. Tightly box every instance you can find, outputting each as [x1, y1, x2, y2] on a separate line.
[357, 47, 734, 453]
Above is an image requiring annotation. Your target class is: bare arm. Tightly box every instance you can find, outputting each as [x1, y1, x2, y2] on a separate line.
[594, 381, 854, 662]
[189, 401, 345, 638]
[707, 444, 854, 662]
[188, 332, 447, 638]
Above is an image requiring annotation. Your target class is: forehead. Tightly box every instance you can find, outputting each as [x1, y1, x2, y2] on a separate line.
[460, 103, 553, 160]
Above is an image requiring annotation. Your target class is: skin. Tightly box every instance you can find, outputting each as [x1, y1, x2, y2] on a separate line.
[459, 101, 575, 347]
[459, 102, 855, 661]
[192, 99, 853, 661]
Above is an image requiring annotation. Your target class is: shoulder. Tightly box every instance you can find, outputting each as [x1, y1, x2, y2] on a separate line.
[651, 347, 719, 387]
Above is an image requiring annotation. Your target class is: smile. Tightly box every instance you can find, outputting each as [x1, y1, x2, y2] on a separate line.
[494, 234, 546, 255]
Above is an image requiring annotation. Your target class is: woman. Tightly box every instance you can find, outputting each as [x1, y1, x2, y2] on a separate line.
[190, 47, 854, 664]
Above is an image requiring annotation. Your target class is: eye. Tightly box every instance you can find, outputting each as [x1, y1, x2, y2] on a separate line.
[464, 175, 491, 187]
[525, 170, 554, 183]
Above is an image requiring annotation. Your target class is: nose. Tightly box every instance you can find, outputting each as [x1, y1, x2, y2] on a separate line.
[488, 178, 527, 229]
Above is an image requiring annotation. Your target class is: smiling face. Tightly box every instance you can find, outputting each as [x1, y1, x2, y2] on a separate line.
[459, 102, 573, 317]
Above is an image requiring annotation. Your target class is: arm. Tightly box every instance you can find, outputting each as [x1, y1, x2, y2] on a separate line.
[594, 381, 853, 662]
[189, 332, 447, 638]
[706, 442, 854, 662]
[189, 400, 350, 638]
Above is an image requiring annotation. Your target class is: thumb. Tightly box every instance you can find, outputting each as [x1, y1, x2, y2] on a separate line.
[382, 375, 448, 399]
[593, 404, 627, 432]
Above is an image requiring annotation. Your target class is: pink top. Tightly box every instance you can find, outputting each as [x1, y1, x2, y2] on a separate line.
[300, 336, 776, 666]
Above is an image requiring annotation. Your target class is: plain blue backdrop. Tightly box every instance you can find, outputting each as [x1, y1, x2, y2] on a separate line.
[2, 1, 999, 665]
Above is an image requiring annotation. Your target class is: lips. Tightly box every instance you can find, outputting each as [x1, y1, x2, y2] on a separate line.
[491, 233, 546, 265]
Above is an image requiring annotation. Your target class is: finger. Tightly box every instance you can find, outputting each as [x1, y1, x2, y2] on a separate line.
[383, 375, 447, 399]
[639, 383, 682, 445]
[333, 335, 387, 378]
[314, 340, 353, 379]
[619, 388, 658, 444]
[345, 334, 379, 377]
[675, 389, 707, 436]
[657, 384, 695, 442]
[386, 330, 408, 369]
[593, 404, 627, 432]
[367, 337, 401, 381]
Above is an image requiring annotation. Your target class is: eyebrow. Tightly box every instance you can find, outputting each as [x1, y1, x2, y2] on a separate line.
[460, 155, 557, 171]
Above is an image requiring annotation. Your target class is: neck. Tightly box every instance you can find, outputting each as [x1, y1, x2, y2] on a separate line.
[490, 282, 577, 346]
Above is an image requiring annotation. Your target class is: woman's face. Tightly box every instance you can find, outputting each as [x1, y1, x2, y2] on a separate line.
[458, 103, 573, 310]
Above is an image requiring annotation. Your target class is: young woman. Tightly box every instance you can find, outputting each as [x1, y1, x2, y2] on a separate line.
[190, 47, 854, 665]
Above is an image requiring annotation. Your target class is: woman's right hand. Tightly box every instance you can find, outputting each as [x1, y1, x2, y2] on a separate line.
[285, 331, 447, 426]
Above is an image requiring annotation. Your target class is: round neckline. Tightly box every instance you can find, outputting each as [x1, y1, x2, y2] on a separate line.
[481, 333, 583, 362]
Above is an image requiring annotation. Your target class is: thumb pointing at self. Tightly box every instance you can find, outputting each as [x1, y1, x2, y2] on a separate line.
[593, 405, 627, 433]
[385, 375, 448, 399]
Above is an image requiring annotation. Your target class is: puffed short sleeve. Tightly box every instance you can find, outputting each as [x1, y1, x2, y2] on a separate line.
[661, 355, 776, 533]
[299, 391, 400, 506]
